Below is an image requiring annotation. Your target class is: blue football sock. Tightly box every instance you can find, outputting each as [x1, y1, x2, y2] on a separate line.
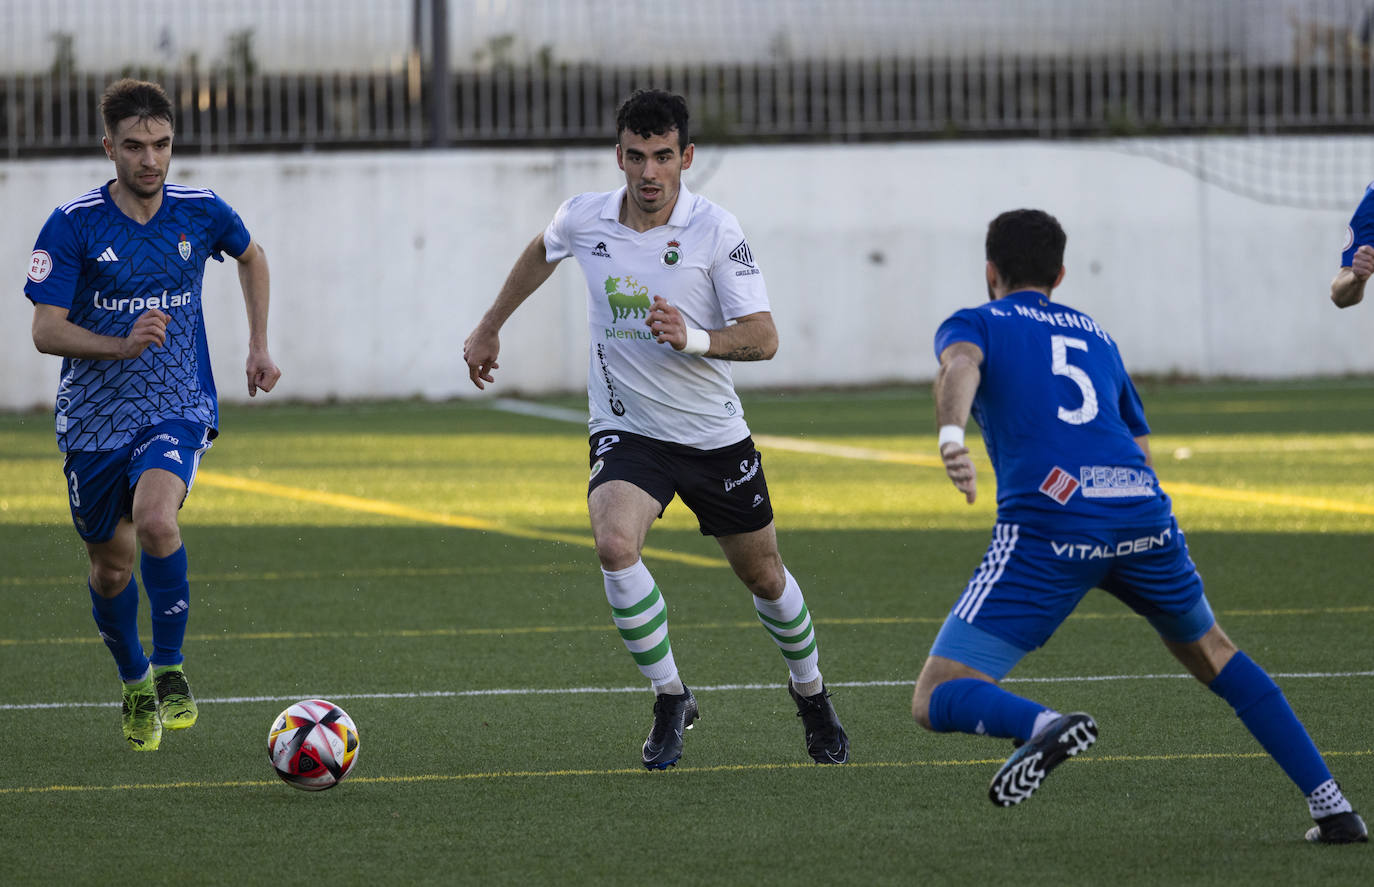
[90, 577, 150, 682]
[142, 545, 190, 668]
[1208, 650, 1332, 795]
[927, 677, 1045, 741]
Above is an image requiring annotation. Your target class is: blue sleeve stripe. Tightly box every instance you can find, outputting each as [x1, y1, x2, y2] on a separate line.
[166, 185, 215, 199]
[59, 192, 103, 213]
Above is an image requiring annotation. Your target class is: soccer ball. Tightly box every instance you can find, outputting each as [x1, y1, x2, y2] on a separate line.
[267, 699, 360, 791]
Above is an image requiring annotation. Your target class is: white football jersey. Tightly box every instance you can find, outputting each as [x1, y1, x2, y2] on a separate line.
[544, 183, 770, 449]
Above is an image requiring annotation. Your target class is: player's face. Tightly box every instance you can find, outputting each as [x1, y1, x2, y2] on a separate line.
[616, 129, 693, 223]
[103, 116, 173, 200]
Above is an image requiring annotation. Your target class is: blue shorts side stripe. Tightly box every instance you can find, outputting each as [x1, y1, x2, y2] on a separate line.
[185, 425, 212, 493]
[954, 522, 1018, 623]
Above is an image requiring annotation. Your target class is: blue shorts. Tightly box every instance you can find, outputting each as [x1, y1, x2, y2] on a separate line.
[61, 420, 213, 544]
[930, 518, 1215, 679]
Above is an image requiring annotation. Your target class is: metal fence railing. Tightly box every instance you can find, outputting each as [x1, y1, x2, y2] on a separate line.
[6, 0, 1374, 157]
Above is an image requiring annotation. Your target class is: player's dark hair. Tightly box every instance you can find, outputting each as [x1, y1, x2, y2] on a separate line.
[100, 79, 174, 136]
[985, 209, 1066, 290]
[616, 89, 689, 151]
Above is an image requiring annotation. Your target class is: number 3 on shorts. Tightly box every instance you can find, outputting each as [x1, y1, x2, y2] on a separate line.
[68, 470, 81, 508]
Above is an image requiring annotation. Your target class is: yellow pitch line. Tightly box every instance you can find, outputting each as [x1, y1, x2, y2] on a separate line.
[0, 562, 586, 589]
[4, 749, 1369, 795]
[5, 607, 1372, 647]
[195, 470, 726, 569]
[0, 606, 1366, 648]
[1165, 481, 1374, 517]
[758, 436, 1374, 516]
[0, 617, 938, 647]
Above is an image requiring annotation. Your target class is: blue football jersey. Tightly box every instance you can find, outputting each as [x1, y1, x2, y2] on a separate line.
[24, 182, 251, 452]
[1340, 181, 1374, 266]
[934, 289, 1171, 530]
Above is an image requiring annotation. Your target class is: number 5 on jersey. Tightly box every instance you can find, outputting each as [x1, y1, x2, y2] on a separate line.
[1051, 334, 1098, 425]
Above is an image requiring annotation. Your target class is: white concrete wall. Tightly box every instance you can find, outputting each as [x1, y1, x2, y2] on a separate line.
[4, 139, 1373, 412]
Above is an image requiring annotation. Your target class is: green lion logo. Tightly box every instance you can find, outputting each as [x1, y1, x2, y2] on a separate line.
[604, 276, 651, 323]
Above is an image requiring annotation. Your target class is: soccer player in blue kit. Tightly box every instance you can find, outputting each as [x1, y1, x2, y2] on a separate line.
[25, 79, 281, 751]
[912, 209, 1366, 843]
[1331, 183, 1374, 307]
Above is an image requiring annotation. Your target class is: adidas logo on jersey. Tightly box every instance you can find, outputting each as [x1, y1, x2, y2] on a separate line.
[97, 247, 119, 262]
[163, 450, 184, 464]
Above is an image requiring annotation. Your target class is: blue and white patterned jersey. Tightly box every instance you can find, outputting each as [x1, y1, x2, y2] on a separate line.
[1340, 181, 1374, 266]
[24, 181, 251, 452]
[934, 289, 1172, 530]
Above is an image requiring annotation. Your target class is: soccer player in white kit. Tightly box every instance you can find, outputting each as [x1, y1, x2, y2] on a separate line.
[463, 89, 848, 770]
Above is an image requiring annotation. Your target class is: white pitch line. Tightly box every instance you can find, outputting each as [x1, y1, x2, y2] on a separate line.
[4, 671, 1372, 711]
[489, 398, 588, 424]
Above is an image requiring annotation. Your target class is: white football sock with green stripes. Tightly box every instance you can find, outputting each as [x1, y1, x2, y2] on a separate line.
[754, 567, 822, 695]
[603, 560, 682, 693]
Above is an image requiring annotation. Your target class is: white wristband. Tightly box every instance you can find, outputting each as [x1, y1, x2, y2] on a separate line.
[682, 327, 711, 356]
[938, 425, 965, 449]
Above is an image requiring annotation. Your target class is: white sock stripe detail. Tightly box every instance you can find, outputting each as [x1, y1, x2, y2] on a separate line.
[954, 523, 1017, 621]
[765, 614, 814, 641]
[610, 595, 666, 631]
[621, 624, 670, 655]
[772, 631, 817, 652]
[601, 560, 656, 608]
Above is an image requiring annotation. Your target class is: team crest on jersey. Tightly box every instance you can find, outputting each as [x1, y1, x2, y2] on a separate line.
[178, 233, 192, 261]
[1038, 466, 1080, 505]
[660, 240, 682, 268]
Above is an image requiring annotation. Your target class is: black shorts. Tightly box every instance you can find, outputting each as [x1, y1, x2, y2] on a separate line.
[587, 431, 775, 537]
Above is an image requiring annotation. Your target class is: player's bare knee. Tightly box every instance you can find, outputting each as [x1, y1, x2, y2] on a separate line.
[593, 535, 641, 572]
[134, 513, 181, 555]
[911, 688, 937, 731]
[88, 561, 132, 596]
[1166, 622, 1238, 684]
[739, 565, 784, 599]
